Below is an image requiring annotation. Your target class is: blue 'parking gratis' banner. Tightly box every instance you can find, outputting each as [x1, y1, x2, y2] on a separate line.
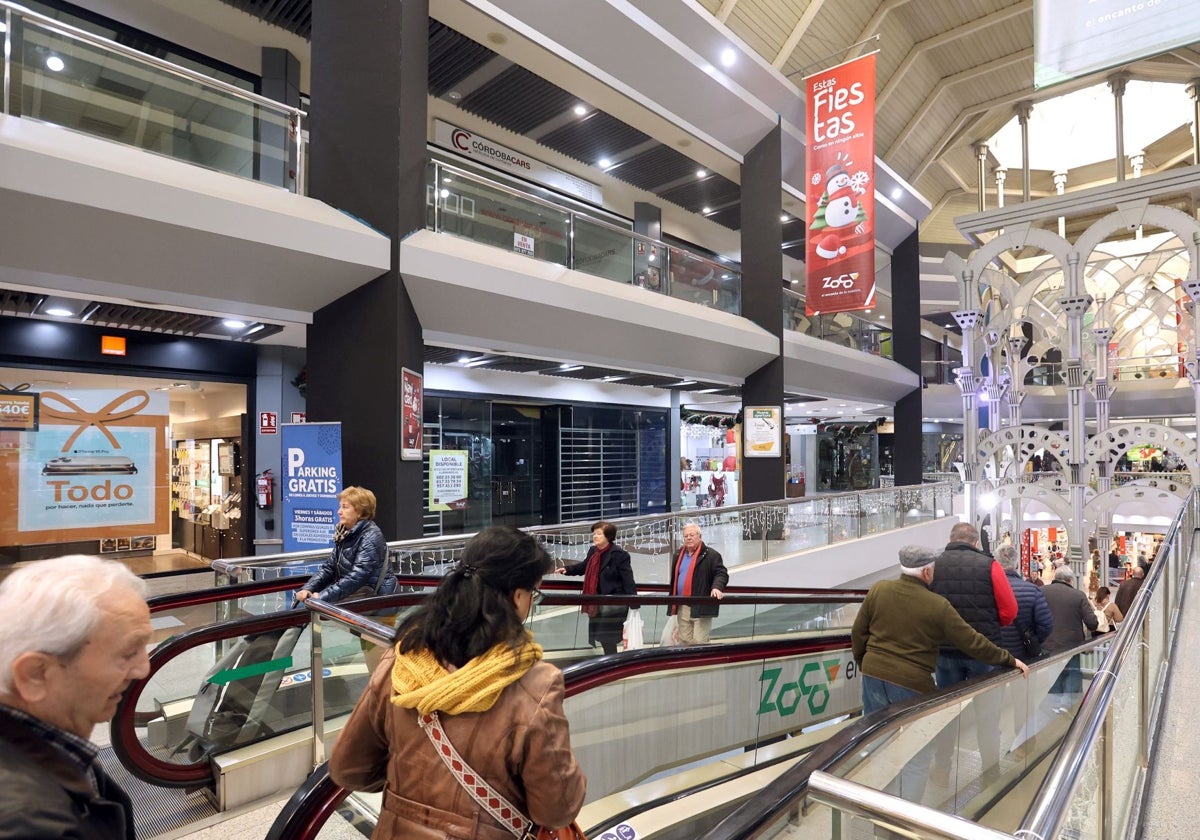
[281, 422, 343, 554]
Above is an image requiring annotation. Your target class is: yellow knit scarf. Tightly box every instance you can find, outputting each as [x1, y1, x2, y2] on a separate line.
[390, 637, 544, 716]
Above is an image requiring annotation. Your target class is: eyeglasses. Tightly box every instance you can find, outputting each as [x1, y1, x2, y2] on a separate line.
[530, 587, 545, 606]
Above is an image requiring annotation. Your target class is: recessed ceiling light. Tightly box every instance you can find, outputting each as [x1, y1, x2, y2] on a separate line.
[458, 356, 470, 364]
[443, 177, 452, 183]
[891, 188, 902, 199]
[598, 158, 612, 168]
[702, 206, 712, 214]
[559, 364, 583, 372]
[448, 91, 462, 101]
[574, 104, 587, 116]
[46, 56, 65, 72]
[781, 214, 789, 222]
[789, 278, 798, 284]
[440, 188, 450, 198]
[879, 314, 887, 319]
[223, 319, 248, 329]
[865, 309, 872, 314]
[720, 48, 737, 68]
[696, 169, 707, 178]
[45, 306, 73, 317]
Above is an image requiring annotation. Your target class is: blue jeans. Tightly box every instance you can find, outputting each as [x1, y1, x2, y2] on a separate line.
[861, 675, 930, 802]
[862, 674, 922, 715]
[933, 653, 1001, 771]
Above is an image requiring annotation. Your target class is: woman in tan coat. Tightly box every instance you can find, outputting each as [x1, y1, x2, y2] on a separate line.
[331, 526, 586, 839]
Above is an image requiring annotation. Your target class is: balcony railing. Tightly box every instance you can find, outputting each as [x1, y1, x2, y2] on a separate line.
[782, 288, 893, 359]
[1, 1, 305, 191]
[427, 159, 742, 315]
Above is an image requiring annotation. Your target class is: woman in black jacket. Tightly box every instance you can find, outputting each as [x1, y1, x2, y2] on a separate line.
[560, 521, 637, 654]
[296, 486, 390, 604]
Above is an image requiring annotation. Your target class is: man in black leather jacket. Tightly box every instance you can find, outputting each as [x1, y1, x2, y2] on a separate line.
[0, 556, 153, 839]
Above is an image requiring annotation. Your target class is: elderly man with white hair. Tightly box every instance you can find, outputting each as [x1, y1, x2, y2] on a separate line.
[0, 555, 153, 839]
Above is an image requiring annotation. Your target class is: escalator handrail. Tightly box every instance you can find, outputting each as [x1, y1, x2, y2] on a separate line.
[116, 589, 864, 787]
[1020, 490, 1195, 840]
[146, 573, 864, 615]
[263, 631, 859, 840]
[700, 635, 1115, 839]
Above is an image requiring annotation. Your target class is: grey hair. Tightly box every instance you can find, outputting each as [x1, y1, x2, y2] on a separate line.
[1054, 564, 1076, 584]
[681, 521, 702, 536]
[899, 545, 938, 576]
[994, 543, 1020, 571]
[0, 555, 146, 695]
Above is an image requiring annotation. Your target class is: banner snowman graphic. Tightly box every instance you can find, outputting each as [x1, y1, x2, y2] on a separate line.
[810, 159, 869, 262]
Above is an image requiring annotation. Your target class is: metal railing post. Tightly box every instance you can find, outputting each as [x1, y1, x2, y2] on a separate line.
[3, 8, 11, 114]
[294, 112, 305, 195]
[310, 611, 326, 767]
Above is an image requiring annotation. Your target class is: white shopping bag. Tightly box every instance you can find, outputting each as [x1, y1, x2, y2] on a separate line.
[623, 611, 645, 650]
[660, 615, 678, 647]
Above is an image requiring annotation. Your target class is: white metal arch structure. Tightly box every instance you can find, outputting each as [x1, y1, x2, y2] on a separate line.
[1083, 480, 1189, 527]
[1076, 203, 1200, 281]
[988, 481, 1076, 530]
[964, 223, 1075, 298]
[978, 426, 1073, 475]
[1086, 424, 1199, 478]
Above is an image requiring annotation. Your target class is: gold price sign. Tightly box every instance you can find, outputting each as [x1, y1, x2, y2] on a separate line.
[744, 406, 781, 458]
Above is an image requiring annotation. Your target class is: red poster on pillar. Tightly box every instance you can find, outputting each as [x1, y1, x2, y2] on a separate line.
[805, 52, 876, 316]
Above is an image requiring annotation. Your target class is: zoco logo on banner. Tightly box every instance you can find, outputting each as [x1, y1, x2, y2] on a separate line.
[757, 657, 858, 718]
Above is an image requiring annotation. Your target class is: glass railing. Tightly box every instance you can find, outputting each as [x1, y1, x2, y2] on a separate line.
[1, 1, 304, 191]
[782, 288, 894, 359]
[213, 483, 955, 586]
[427, 159, 742, 315]
[720, 488, 1197, 839]
[1028, 352, 1184, 385]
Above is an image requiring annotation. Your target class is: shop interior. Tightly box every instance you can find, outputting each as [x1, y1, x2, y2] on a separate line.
[0, 366, 247, 566]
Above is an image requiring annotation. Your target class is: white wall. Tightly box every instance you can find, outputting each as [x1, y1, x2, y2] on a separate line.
[729, 517, 956, 590]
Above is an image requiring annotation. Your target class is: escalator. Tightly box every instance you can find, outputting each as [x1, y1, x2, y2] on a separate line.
[260, 633, 1114, 839]
[113, 580, 867, 811]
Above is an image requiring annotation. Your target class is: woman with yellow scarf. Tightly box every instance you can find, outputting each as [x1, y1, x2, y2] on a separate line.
[331, 526, 586, 839]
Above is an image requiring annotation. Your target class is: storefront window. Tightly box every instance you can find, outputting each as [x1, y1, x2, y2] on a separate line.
[0, 367, 247, 564]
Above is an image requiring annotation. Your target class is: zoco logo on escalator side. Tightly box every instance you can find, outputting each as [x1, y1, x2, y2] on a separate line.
[757, 657, 858, 718]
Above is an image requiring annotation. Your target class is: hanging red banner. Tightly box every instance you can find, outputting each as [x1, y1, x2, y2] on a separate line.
[805, 53, 876, 316]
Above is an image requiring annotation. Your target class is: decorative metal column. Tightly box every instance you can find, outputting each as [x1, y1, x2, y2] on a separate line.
[1006, 329, 1028, 543]
[954, 269, 985, 524]
[1188, 80, 1200, 165]
[1058, 253, 1092, 579]
[1017, 102, 1033, 202]
[1110, 72, 1129, 181]
[1053, 171, 1068, 237]
[981, 329, 1007, 436]
[974, 143, 989, 212]
[1182, 277, 1200, 479]
[1090, 298, 1116, 586]
[995, 167, 1007, 209]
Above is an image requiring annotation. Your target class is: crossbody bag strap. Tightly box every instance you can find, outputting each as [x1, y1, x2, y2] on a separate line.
[419, 711, 533, 839]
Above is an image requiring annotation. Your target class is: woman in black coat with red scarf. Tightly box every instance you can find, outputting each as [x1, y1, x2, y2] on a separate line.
[559, 521, 637, 654]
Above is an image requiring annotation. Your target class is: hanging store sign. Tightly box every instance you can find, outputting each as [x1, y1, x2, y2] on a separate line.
[434, 120, 603, 204]
[1, 388, 169, 544]
[805, 52, 877, 316]
[401, 368, 423, 461]
[281, 422, 343, 553]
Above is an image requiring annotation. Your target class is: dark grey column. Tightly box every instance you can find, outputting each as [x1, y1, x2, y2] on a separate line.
[307, 0, 428, 539]
[668, 389, 681, 511]
[740, 123, 785, 504]
[260, 47, 301, 188]
[892, 229, 923, 486]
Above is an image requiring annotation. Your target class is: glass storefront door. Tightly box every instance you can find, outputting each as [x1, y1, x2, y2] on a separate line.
[491, 404, 544, 528]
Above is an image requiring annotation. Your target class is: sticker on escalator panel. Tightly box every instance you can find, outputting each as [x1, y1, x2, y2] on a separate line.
[600, 825, 637, 840]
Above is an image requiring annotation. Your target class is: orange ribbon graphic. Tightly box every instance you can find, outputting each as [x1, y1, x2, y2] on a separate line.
[40, 390, 151, 451]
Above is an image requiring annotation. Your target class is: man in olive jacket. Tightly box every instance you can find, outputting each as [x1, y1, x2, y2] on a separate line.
[852, 545, 1028, 714]
[852, 545, 1027, 803]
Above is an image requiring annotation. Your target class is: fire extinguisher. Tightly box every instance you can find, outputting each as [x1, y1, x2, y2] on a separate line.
[256, 469, 274, 510]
